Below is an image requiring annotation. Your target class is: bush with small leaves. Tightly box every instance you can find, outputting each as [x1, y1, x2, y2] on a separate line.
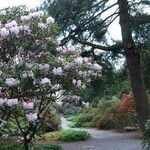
[58, 129, 90, 142]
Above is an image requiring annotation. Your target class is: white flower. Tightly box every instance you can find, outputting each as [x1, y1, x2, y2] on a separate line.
[22, 73, 28, 79]
[52, 67, 63, 75]
[18, 25, 23, 30]
[10, 26, 20, 35]
[41, 77, 51, 84]
[23, 102, 34, 109]
[58, 57, 64, 62]
[6, 98, 18, 107]
[52, 84, 60, 90]
[26, 113, 38, 123]
[46, 16, 55, 24]
[83, 58, 90, 63]
[0, 28, 9, 37]
[0, 98, 6, 106]
[82, 85, 86, 89]
[38, 22, 46, 29]
[76, 80, 82, 87]
[26, 63, 33, 70]
[78, 70, 83, 76]
[30, 11, 44, 18]
[93, 63, 102, 71]
[28, 71, 34, 78]
[5, 78, 20, 87]
[21, 15, 32, 21]
[72, 79, 76, 85]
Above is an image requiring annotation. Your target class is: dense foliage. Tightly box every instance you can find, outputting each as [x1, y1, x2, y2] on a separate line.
[0, 6, 102, 150]
[69, 94, 138, 130]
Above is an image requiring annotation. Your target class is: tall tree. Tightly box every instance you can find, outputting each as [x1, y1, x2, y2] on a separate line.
[42, 0, 150, 129]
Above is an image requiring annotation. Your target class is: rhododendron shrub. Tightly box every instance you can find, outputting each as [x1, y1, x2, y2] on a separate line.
[0, 7, 102, 150]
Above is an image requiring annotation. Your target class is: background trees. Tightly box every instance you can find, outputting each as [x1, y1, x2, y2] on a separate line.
[42, 0, 150, 129]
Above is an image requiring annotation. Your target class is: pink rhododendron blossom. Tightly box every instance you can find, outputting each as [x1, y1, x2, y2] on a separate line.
[72, 79, 76, 85]
[26, 113, 38, 123]
[52, 67, 63, 75]
[93, 63, 102, 71]
[0, 27, 9, 37]
[21, 15, 32, 21]
[5, 20, 18, 28]
[46, 16, 55, 24]
[41, 77, 51, 84]
[74, 57, 83, 65]
[5, 78, 20, 87]
[76, 80, 82, 87]
[10, 26, 20, 35]
[23, 102, 34, 109]
[83, 58, 90, 63]
[38, 22, 46, 29]
[0, 98, 6, 106]
[6, 98, 18, 107]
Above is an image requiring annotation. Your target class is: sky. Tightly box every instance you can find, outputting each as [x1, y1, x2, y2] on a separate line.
[0, 0, 122, 41]
[0, 0, 44, 9]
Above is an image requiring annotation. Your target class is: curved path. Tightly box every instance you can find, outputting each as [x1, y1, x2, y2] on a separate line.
[60, 117, 142, 150]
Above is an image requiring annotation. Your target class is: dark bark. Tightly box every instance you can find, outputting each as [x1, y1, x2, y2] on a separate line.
[118, 0, 150, 129]
[24, 137, 29, 150]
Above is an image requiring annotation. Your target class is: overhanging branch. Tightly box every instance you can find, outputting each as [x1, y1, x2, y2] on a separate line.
[131, 15, 150, 25]
[78, 41, 124, 52]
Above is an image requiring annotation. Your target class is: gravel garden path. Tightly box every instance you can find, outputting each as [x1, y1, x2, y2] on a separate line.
[59, 116, 142, 150]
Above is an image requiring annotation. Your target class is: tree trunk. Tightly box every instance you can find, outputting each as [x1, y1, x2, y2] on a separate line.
[24, 138, 29, 150]
[118, 0, 150, 129]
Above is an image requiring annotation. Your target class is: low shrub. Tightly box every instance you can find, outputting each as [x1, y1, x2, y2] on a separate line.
[0, 137, 23, 150]
[58, 129, 90, 142]
[142, 119, 150, 150]
[96, 113, 115, 129]
[73, 113, 93, 127]
[35, 144, 62, 150]
[45, 131, 60, 139]
[0, 139, 62, 150]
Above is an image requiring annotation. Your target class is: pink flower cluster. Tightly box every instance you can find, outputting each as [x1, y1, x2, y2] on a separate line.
[52, 67, 63, 75]
[5, 78, 20, 87]
[23, 102, 34, 109]
[0, 98, 18, 107]
[26, 113, 38, 123]
[72, 79, 82, 88]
